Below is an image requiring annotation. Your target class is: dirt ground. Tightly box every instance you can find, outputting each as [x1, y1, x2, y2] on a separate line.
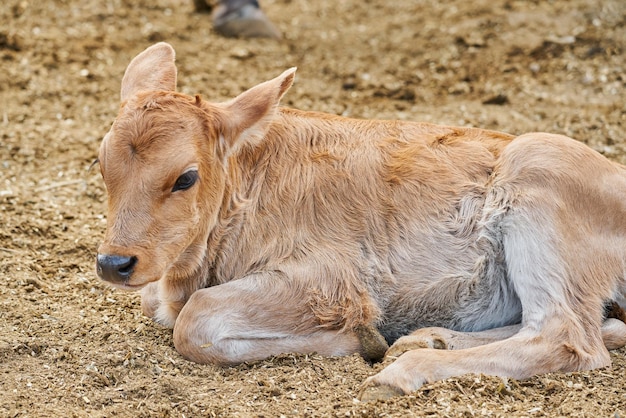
[1, 0, 625, 416]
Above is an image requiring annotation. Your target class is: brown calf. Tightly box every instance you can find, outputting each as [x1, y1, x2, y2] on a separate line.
[96, 43, 626, 400]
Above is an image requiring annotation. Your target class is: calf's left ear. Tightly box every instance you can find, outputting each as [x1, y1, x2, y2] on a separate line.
[218, 67, 296, 156]
[120, 42, 178, 102]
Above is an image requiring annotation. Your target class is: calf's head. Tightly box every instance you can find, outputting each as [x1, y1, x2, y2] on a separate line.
[96, 42, 295, 290]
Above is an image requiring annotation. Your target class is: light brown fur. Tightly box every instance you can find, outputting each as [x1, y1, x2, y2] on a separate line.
[96, 43, 626, 400]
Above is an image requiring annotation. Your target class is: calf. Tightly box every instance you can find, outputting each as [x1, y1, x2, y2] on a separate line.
[96, 42, 626, 400]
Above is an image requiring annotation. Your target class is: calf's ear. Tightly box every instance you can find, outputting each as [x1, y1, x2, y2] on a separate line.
[218, 67, 296, 156]
[120, 42, 177, 102]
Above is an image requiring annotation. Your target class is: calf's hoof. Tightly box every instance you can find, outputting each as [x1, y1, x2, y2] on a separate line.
[386, 333, 447, 358]
[355, 323, 389, 361]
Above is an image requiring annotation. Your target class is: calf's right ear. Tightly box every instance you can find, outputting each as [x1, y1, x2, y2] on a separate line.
[120, 42, 178, 102]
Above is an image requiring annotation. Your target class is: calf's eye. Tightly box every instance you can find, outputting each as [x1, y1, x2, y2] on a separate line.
[172, 170, 198, 192]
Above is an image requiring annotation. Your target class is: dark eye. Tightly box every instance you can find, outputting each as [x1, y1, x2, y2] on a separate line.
[172, 170, 198, 192]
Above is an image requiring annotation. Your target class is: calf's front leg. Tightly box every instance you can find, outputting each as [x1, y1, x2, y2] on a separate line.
[172, 272, 387, 365]
[140, 280, 189, 328]
[140, 282, 160, 319]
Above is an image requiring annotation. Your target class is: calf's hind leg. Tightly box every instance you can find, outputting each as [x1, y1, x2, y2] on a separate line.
[361, 318, 626, 400]
[385, 324, 522, 356]
[173, 271, 386, 365]
[384, 317, 626, 360]
[384, 299, 626, 356]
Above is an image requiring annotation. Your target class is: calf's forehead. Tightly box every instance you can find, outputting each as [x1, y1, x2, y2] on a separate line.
[100, 107, 200, 186]
[114, 103, 198, 150]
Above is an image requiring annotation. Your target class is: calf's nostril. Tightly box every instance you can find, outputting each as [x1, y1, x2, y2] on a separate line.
[118, 256, 137, 274]
[97, 254, 138, 282]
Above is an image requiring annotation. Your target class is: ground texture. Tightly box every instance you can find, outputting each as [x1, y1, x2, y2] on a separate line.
[1, 0, 626, 416]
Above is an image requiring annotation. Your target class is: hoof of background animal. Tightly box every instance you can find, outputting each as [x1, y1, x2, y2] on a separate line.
[358, 383, 405, 402]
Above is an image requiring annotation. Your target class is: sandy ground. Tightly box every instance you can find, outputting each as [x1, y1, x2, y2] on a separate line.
[1, 0, 625, 416]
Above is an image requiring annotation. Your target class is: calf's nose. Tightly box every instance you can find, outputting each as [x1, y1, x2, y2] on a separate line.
[96, 254, 137, 283]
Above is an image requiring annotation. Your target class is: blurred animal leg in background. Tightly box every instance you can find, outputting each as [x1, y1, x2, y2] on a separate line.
[193, 0, 281, 39]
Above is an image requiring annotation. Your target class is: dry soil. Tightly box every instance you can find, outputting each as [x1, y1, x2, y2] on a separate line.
[1, 0, 625, 416]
